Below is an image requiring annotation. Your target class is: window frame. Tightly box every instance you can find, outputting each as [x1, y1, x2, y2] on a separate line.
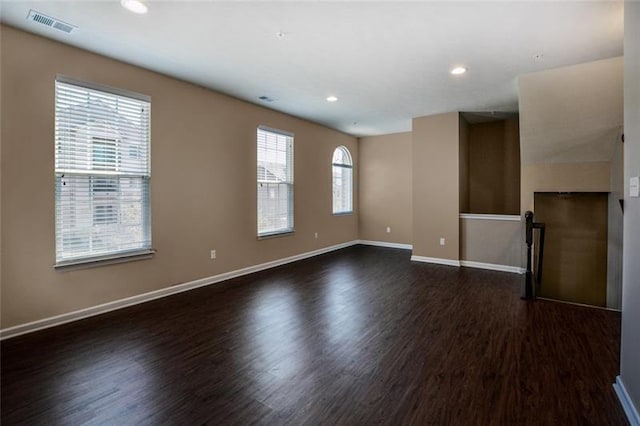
[54, 75, 153, 268]
[256, 125, 295, 238]
[332, 145, 354, 215]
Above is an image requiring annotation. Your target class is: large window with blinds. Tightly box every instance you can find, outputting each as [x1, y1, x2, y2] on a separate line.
[54, 76, 151, 266]
[332, 146, 353, 214]
[257, 127, 294, 237]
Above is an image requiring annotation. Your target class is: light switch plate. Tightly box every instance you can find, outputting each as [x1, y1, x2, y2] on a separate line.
[631, 176, 640, 198]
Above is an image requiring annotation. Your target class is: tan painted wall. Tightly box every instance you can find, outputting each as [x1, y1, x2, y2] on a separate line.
[469, 121, 504, 213]
[459, 116, 470, 213]
[0, 26, 358, 329]
[468, 120, 520, 214]
[358, 132, 412, 245]
[521, 162, 611, 213]
[519, 57, 623, 312]
[412, 112, 459, 260]
[518, 56, 622, 215]
[460, 218, 523, 267]
[518, 57, 623, 166]
[503, 119, 521, 214]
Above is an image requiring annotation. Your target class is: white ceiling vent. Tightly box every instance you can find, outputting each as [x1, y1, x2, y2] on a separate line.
[27, 10, 77, 34]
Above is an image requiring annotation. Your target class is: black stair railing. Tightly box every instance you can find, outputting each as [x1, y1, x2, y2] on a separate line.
[522, 211, 546, 300]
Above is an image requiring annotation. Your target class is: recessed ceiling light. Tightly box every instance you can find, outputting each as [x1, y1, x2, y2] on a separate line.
[326, 95, 338, 102]
[121, 0, 148, 14]
[276, 31, 286, 39]
[450, 67, 467, 75]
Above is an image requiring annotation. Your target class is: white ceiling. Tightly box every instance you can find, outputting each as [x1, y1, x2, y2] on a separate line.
[0, 1, 624, 136]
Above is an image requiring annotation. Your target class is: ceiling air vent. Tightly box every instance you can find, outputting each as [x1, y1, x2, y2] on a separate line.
[27, 10, 77, 34]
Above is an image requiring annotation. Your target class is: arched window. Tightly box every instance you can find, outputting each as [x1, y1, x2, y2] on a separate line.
[332, 146, 353, 214]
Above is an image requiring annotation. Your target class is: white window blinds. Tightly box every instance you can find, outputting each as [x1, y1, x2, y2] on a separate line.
[55, 77, 151, 265]
[257, 127, 294, 236]
[332, 146, 353, 214]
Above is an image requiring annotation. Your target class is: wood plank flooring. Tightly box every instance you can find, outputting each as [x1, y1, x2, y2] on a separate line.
[1, 245, 627, 425]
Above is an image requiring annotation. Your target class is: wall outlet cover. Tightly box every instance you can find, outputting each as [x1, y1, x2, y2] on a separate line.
[630, 176, 639, 197]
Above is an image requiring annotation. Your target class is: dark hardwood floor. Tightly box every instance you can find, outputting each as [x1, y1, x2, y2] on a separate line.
[1, 245, 627, 425]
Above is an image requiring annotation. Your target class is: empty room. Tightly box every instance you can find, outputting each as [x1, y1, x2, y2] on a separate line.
[1, 1, 639, 424]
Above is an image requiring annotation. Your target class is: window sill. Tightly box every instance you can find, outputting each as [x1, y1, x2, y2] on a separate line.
[257, 230, 295, 240]
[333, 211, 353, 216]
[54, 249, 156, 271]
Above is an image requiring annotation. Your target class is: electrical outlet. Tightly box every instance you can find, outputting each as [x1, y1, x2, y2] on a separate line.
[631, 176, 639, 198]
[210, 250, 216, 259]
[314, 232, 318, 239]
[439, 238, 445, 246]
[386, 227, 391, 233]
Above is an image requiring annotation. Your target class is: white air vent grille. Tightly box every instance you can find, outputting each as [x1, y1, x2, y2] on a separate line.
[27, 10, 77, 34]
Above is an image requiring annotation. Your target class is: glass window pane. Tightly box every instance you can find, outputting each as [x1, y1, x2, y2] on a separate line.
[257, 128, 293, 235]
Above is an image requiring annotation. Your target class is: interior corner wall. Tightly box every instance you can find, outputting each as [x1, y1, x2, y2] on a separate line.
[358, 132, 412, 245]
[620, 0, 640, 415]
[412, 112, 460, 261]
[0, 25, 358, 329]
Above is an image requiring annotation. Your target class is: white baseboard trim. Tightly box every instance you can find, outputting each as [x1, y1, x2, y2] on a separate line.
[0, 240, 359, 341]
[460, 260, 525, 274]
[538, 297, 622, 312]
[411, 255, 461, 267]
[358, 240, 413, 250]
[614, 376, 640, 426]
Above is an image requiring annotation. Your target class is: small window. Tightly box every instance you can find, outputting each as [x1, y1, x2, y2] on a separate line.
[55, 77, 151, 266]
[332, 146, 353, 214]
[257, 127, 294, 237]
